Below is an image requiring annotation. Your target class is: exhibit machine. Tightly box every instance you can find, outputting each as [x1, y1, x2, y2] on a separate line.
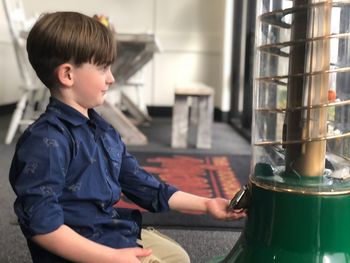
[213, 0, 350, 262]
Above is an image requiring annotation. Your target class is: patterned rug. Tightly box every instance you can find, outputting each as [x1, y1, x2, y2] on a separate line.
[117, 153, 251, 229]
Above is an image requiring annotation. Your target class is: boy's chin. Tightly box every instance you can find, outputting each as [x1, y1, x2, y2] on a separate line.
[93, 97, 107, 108]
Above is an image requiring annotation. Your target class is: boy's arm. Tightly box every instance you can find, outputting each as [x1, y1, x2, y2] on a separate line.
[168, 191, 246, 220]
[32, 224, 152, 263]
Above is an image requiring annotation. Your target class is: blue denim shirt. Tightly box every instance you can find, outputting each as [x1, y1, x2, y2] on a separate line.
[9, 98, 178, 261]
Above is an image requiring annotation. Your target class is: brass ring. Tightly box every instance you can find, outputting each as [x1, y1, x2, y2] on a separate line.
[250, 178, 350, 196]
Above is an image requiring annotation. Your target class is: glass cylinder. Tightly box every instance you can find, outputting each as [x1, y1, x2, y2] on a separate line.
[252, 0, 350, 194]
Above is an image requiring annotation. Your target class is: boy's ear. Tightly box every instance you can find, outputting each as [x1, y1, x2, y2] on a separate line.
[56, 63, 74, 86]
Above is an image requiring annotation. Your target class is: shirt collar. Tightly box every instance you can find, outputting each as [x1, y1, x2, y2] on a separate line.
[88, 107, 112, 132]
[46, 97, 112, 131]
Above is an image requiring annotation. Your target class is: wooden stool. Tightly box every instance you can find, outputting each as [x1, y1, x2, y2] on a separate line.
[171, 84, 214, 149]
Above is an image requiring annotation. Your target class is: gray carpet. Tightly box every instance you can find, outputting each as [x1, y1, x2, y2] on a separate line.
[0, 115, 249, 263]
[127, 118, 251, 156]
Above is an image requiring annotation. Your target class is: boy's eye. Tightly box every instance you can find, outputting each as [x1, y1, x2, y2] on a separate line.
[99, 65, 110, 72]
[105, 65, 111, 71]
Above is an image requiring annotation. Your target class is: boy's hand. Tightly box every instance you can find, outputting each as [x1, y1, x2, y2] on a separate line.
[112, 248, 152, 263]
[205, 198, 246, 220]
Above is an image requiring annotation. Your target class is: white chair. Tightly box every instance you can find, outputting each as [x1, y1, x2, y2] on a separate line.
[2, 0, 48, 144]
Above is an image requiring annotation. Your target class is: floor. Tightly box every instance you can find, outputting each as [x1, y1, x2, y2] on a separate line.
[0, 111, 251, 263]
[127, 117, 251, 155]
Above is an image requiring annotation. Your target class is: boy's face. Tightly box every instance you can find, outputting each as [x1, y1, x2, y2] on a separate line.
[71, 63, 115, 109]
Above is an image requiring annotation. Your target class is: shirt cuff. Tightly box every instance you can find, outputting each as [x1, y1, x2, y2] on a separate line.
[18, 202, 64, 238]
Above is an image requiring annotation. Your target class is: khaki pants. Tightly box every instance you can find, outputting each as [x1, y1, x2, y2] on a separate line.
[139, 228, 191, 263]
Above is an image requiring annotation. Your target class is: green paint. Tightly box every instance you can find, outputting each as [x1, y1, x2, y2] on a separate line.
[210, 183, 350, 263]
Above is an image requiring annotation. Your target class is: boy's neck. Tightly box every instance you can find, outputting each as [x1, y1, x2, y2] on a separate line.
[50, 92, 89, 119]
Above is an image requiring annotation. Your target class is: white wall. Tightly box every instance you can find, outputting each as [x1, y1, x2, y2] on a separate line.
[0, 0, 231, 111]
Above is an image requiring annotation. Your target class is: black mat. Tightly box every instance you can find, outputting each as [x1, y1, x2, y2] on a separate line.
[117, 153, 251, 229]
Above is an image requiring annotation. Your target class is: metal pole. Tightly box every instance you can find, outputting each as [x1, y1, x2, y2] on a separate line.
[285, 0, 331, 177]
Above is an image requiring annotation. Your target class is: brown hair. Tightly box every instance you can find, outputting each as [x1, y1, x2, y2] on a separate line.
[26, 11, 116, 88]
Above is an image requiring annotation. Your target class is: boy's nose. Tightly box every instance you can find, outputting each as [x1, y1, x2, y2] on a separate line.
[107, 68, 115, 84]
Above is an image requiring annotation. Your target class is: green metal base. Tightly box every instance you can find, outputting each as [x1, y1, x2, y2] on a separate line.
[211, 182, 350, 263]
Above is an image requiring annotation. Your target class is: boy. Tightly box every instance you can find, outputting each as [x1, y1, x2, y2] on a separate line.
[9, 11, 245, 263]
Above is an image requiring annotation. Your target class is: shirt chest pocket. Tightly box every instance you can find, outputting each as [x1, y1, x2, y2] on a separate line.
[101, 139, 122, 178]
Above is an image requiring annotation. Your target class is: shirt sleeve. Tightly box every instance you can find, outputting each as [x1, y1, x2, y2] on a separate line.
[118, 141, 178, 213]
[9, 124, 71, 238]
